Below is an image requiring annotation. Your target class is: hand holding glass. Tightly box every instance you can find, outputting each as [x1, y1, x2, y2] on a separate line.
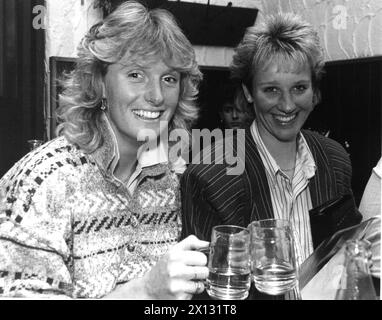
[249, 219, 298, 295]
[205, 225, 251, 300]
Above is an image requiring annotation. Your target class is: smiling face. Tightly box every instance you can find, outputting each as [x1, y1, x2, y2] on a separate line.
[102, 58, 180, 149]
[245, 60, 315, 145]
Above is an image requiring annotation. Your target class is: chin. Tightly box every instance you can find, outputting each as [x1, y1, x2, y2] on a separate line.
[276, 134, 299, 143]
[271, 128, 295, 141]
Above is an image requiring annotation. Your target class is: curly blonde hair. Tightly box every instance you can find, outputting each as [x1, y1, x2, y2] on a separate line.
[56, 0, 202, 153]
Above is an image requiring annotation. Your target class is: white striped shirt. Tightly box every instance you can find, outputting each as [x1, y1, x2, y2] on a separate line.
[251, 121, 316, 265]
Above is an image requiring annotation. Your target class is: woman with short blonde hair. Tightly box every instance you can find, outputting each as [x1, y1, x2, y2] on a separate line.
[181, 14, 361, 291]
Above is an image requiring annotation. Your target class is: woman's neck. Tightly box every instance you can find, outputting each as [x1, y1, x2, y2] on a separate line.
[113, 135, 143, 183]
[257, 125, 297, 171]
[103, 114, 143, 182]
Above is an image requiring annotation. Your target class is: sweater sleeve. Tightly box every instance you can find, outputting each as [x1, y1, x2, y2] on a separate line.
[0, 156, 74, 298]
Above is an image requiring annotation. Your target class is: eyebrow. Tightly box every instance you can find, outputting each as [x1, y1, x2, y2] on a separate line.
[117, 62, 145, 70]
[117, 62, 179, 74]
[257, 81, 278, 86]
[258, 79, 311, 86]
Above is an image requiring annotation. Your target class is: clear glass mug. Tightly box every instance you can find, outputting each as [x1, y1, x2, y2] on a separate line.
[249, 219, 299, 296]
[205, 225, 251, 300]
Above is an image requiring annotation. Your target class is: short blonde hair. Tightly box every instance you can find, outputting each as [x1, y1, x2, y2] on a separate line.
[231, 13, 325, 104]
[57, 0, 202, 153]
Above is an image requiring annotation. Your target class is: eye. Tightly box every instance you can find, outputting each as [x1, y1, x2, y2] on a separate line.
[263, 87, 279, 94]
[293, 85, 308, 94]
[163, 74, 180, 86]
[126, 71, 143, 81]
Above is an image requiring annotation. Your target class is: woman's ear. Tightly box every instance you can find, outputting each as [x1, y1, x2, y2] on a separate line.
[241, 83, 254, 103]
[312, 90, 320, 108]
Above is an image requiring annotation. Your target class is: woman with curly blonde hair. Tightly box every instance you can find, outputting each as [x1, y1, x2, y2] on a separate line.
[0, 0, 209, 299]
[57, 0, 201, 153]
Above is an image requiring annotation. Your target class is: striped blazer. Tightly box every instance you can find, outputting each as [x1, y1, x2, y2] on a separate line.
[180, 129, 362, 249]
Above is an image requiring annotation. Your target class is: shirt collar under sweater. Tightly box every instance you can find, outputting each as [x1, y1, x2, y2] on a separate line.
[89, 113, 186, 192]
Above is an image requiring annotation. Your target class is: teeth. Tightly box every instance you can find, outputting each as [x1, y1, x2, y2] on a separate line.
[274, 114, 296, 122]
[133, 110, 161, 119]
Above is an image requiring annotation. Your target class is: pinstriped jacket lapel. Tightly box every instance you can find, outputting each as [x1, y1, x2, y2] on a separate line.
[243, 128, 275, 223]
[302, 130, 337, 208]
[242, 129, 337, 225]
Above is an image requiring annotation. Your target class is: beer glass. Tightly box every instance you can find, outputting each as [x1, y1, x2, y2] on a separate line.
[206, 225, 251, 300]
[249, 219, 298, 296]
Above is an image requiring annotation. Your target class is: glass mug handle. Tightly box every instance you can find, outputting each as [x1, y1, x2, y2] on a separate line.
[197, 246, 211, 256]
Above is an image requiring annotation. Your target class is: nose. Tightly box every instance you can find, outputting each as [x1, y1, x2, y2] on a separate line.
[232, 108, 239, 119]
[278, 92, 296, 113]
[144, 79, 164, 106]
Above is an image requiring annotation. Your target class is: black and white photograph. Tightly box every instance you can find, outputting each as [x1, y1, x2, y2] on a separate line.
[0, 0, 380, 305]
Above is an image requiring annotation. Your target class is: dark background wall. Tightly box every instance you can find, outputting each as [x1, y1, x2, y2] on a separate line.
[97, 0, 258, 47]
[305, 57, 382, 205]
[0, 0, 45, 177]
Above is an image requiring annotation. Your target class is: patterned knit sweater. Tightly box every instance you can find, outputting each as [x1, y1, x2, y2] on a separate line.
[0, 122, 182, 298]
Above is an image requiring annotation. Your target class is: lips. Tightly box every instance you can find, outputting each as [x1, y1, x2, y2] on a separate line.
[132, 109, 163, 120]
[273, 113, 297, 125]
[230, 122, 243, 127]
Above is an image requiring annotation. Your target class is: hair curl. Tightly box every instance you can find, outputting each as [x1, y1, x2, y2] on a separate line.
[56, 0, 202, 153]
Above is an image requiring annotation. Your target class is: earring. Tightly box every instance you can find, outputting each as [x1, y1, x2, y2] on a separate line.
[100, 98, 108, 111]
[241, 83, 254, 103]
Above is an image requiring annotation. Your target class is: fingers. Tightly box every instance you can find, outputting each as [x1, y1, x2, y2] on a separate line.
[183, 280, 205, 295]
[176, 235, 209, 251]
[168, 235, 209, 266]
[179, 266, 209, 280]
[164, 278, 205, 296]
[196, 247, 210, 255]
[165, 260, 209, 279]
[171, 249, 208, 266]
[149, 235, 210, 298]
[163, 271, 207, 297]
[227, 247, 250, 269]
